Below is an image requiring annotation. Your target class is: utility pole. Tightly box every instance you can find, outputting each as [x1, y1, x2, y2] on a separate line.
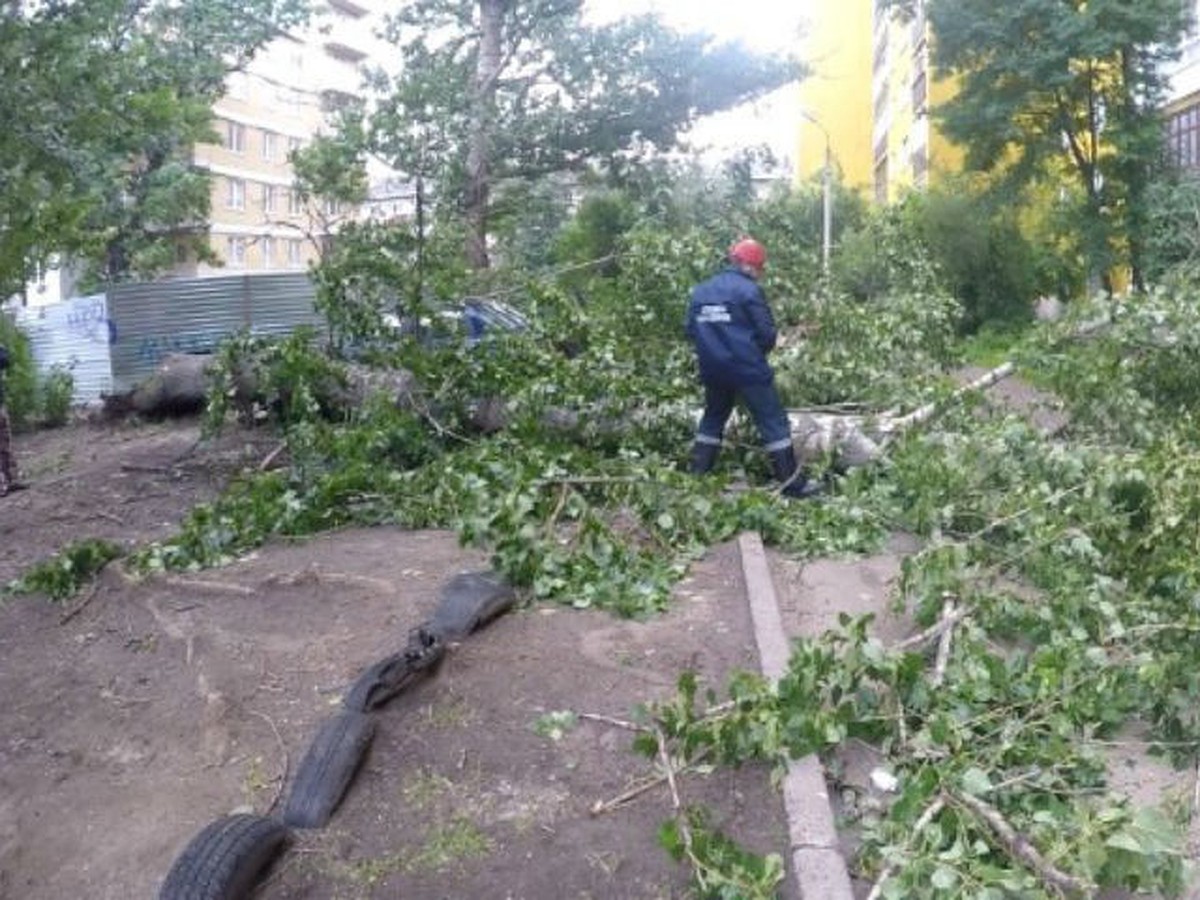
[800, 111, 833, 278]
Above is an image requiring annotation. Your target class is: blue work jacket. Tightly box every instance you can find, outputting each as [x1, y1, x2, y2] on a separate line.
[685, 267, 777, 386]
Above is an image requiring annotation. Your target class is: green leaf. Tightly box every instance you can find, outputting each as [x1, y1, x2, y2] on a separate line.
[959, 767, 993, 797]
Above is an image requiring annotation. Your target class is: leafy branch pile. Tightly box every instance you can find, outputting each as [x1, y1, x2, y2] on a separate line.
[127, 240, 923, 613]
[644, 287, 1200, 897]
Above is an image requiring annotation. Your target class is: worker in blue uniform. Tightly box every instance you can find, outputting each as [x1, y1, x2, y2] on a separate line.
[685, 238, 820, 499]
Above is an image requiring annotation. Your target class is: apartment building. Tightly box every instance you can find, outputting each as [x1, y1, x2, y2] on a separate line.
[182, 0, 388, 277]
[1165, 0, 1200, 171]
[794, 0, 874, 192]
[868, 0, 961, 203]
[795, 0, 961, 201]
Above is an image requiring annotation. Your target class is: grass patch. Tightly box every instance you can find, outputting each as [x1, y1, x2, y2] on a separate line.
[400, 768, 453, 811]
[959, 322, 1029, 367]
[407, 819, 493, 872]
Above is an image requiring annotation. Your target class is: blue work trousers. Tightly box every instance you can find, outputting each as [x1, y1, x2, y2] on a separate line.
[694, 379, 792, 453]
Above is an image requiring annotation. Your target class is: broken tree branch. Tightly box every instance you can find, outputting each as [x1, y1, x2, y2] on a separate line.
[892, 595, 969, 653]
[932, 596, 958, 688]
[950, 789, 1094, 896]
[248, 710, 289, 815]
[865, 794, 947, 900]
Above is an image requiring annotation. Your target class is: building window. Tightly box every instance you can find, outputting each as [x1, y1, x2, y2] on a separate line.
[227, 178, 246, 210]
[874, 157, 889, 204]
[288, 137, 302, 157]
[262, 131, 276, 162]
[912, 146, 929, 186]
[262, 184, 276, 213]
[287, 239, 303, 266]
[287, 189, 302, 216]
[225, 121, 245, 153]
[1168, 103, 1200, 171]
[874, 83, 889, 124]
[261, 237, 274, 267]
[226, 236, 247, 268]
[912, 70, 928, 115]
[911, 0, 927, 47]
[323, 197, 341, 217]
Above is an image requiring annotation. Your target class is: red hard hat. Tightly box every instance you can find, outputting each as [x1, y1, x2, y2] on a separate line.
[729, 238, 767, 269]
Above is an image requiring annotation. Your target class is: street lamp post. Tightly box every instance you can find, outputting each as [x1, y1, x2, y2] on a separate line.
[800, 111, 833, 278]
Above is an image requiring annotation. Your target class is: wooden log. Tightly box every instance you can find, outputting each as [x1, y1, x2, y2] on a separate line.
[786, 360, 1019, 468]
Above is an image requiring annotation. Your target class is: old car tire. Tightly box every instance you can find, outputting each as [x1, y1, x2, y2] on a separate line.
[158, 814, 288, 900]
[429, 571, 516, 640]
[343, 628, 446, 715]
[282, 711, 376, 829]
[342, 626, 445, 713]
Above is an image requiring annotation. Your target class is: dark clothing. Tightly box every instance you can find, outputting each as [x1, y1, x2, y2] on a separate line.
[0, 406, 12, 493]
[694, 379, 792, 453]
[685, 267, 792, 452]
[0, 344, 13, 492]
[685, 267, 777, 387]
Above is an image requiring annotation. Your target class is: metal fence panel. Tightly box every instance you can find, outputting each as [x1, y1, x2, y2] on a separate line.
[107, 273, 322, 391]
[14, 295, 115, 403]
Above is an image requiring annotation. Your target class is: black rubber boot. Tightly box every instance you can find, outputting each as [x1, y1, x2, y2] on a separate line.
[689, 441, 721, 475]
[768, 447, 822, 499]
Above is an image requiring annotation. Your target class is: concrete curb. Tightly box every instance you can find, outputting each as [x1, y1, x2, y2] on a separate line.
[738, 531, 855, 900]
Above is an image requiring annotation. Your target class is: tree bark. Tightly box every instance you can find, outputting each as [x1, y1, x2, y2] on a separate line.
[465, 0, 505, 270]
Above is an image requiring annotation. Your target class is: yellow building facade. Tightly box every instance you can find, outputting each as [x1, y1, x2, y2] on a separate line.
[797, 0, 962, 203]
[795, 0, 875, 193]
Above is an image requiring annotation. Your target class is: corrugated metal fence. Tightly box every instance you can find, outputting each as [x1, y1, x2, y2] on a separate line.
[108, 273, 323, 392]
[14, 273, 324, 402]
[15, 294, 115, 402]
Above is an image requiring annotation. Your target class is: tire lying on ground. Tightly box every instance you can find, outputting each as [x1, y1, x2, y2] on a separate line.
[158, 813, 289, 900]
[343, 626, 445, 713]
[283, 710, 376, 829]
[429, 571, 516, 641]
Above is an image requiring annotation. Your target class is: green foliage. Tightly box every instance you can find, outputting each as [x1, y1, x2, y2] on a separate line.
[0, 316, 37, 426]
[1143, 172, 1200, 284]
[204, 328, 350, 432]
[659, 808, 785, 899]
[642, 272, 1200, 895]
[832, 185, 1042, 335]
[369, 0, 797, 266]
[775, 288, 962, 409]
[832, 201, 941, 303]
[908, 185, 1040, 333]
[5, 539, 123, 602]
[0, 0, 307, 292]
[551, 191, 635, 278]
[39, 366, 74, 427]
[924, 0, 1189, 287]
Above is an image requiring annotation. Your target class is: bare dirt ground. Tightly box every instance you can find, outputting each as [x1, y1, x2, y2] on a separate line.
[0, 419, 790, 899]
[0, 394, 1194, 900]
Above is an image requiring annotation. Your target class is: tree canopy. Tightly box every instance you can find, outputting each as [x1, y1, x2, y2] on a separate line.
[914, 0, 1190, 290]
[367, 0, 799, 269]
[0, 0, 306, 295]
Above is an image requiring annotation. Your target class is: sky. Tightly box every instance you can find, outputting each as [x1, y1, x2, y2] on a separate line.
[584, 0, 808, 54]
[583, 0, 810, 167]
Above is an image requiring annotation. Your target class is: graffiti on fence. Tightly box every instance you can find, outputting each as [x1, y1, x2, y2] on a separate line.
[135, 331, 226, 365]
[65, 297, 117, 345]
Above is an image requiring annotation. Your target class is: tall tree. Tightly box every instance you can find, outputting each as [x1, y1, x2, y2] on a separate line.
[0, 0, 306, 295]
[370, 0, 797, 270]
[917, 0, 1189, 290]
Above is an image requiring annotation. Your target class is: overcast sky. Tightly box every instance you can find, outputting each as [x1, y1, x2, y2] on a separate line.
[584, 0, 808, 53]
[583, 0, 808, 165]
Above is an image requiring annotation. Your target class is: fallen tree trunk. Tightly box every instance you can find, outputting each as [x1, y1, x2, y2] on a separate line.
[788, 361, 1019, 468]
[116, 353, 1023, 472]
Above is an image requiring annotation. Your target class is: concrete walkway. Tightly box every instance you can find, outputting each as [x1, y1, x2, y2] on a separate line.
[739, 531, 856, 900]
